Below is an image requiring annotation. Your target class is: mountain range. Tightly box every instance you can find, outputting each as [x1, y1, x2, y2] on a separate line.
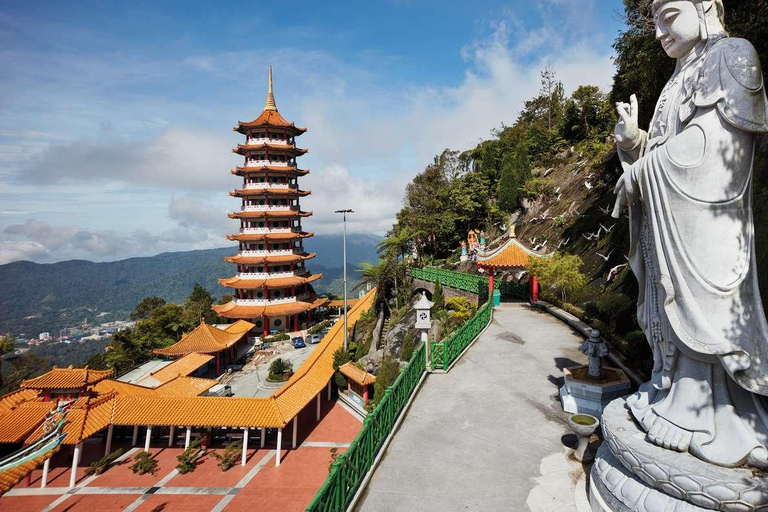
[0, 233, 382, 338]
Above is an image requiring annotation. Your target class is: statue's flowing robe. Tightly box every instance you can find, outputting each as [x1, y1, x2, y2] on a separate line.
[620, 36, 768, 468]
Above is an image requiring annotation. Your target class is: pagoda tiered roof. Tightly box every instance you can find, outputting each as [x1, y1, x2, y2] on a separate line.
[233, 143, 308, 157]
[231, 188, 311, 197]
[219, 273, 322, 290]
[228, 209, 312, 220]
[234, 110, 307, 136]
[20, 367, 113, 390]
[152, 319, 254, 357]
[224, 252, 316, 265]
[226, 231, 313, 242]
[212, 295, 330, 319]
[232, 166, 310, 177]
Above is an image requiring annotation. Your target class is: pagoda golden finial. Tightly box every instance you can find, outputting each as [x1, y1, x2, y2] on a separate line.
[264, 65, 277, 111]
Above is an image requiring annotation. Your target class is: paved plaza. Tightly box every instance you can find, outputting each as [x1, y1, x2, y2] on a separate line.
[357, 301, 588, 512]
[0, 398, 362, 512]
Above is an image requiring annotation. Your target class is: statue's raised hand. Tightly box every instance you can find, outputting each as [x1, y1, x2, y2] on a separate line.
[615, 94, 640, 150]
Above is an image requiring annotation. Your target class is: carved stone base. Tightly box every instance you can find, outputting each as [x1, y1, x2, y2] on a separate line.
[591, 398, 768, 511]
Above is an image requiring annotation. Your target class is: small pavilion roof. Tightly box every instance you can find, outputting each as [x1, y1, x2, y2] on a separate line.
[137, 352, 214, 386]
[227, 231, 313, 242]
[224, 252, 316, 265]
[218, 273, 322, 290]
[20, 367, 113, 391]
[152, 319, 254, 357]
[227, 209, 313, 220]
[230, 188, 311, 197]
[476, 237, 553, 269]
[212, 296, 329, 319]
[338, 362, 376, 386]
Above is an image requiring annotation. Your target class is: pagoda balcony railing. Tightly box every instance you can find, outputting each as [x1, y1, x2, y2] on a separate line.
[233, 296, 298, 306]
[236, 271, 296, 280]
[246, 137, 292, 146]
[240, 249, 296, 257]
[246, 158, 296, 167]
[242, 205, 299, 212]
[240, 227, 295, 234]
[243, 182, 298, 190]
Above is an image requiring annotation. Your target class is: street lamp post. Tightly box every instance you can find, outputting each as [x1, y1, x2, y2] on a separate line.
[335, 209, 354, 352]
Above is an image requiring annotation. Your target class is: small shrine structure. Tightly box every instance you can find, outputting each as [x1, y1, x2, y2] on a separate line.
[338, 362, 376, 407]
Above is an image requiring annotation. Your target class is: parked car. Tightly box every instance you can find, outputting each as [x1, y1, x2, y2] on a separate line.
[292, 337, 306, 348]
[308, 334, 322, 344]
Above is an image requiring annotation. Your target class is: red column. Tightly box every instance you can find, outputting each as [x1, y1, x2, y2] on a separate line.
[263, 317, 269, 338]
[488, 268, 494, 297]
[293, 314, 299, 332]
[531, 275, 539, 303]
[363, 386, 369, 403]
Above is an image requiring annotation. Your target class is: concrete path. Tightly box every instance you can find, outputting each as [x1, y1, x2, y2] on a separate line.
[356, 302, 588, 512]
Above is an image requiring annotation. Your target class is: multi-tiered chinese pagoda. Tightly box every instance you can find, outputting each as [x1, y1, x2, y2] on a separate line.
[213, 67, 326, 337]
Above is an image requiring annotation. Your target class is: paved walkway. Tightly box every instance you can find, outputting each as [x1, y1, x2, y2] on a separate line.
[356, 302, 588, 512]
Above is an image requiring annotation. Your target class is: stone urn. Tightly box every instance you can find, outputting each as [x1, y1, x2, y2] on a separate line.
[567, 413, 599, 462]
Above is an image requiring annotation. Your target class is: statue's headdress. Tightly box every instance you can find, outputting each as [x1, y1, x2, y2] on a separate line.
[651, 0, 727, 43]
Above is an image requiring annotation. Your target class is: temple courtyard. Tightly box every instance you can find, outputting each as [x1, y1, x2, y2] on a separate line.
[0, 398, 362, 512]
[356, 301, 589, 512]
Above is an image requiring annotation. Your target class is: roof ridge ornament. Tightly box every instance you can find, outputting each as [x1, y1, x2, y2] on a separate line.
[264, 65, 277, 111]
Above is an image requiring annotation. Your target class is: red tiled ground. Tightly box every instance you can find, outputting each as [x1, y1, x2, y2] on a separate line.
[0, 494, 59, 512]
[164, 448, 261, 488]
[224, 447, 347, 512]
[302, 400, 362, 444]
[51, 493, 141, 512]
[135, 494, 224, 512]
[93, 447, 180, 487]
[15, 438, 115, 488]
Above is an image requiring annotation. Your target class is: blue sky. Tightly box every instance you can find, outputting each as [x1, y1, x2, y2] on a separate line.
[0, 0, 625, 264]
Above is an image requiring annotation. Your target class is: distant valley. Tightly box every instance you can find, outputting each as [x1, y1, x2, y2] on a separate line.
[0, 233, 382, 339]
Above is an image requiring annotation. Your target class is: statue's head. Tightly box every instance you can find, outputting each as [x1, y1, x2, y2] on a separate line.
[651, 0, 726, 59]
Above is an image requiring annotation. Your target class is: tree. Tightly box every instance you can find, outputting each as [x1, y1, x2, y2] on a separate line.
[0, 334, 14, 386]
[529, 253, 587, 304]
[332, 346, 351, 389]
[400, 334, 415, 362]
[129, 297, 166, 321]
[183, 284, 217, 325]
[372, 355, 401, 406]
[560, 86, 612, 141]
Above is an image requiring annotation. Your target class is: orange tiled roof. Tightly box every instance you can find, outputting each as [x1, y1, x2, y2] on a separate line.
[338, 362, 376, 386]
[20, 367, 113, 390]
[0, 389, 39, 416]
[235, 110, 307, 135]
[233, 144, 308, 157]
[231, 188, 311, 197]
[226, 231, 313, 242]
[224, 253, 316, 265]
[227, 209, 312, 219]
[476, 237, 553, 269]
[232, 166, 310, 177]
[218, 273, 322, 290]
[212, 296, 329, 319]
[0, 446, 61, 496]
[91, 379, 156, 397]
[24, 393, 116, 445]
[141, 353, 214, 385]
[152, 376, 217, 396]
[0, 402, 55, 443]
[152, 319, 254, 357]
[326, 298, 360, 308]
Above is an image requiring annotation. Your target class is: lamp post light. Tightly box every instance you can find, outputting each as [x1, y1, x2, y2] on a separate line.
[335, 209, 354, 352]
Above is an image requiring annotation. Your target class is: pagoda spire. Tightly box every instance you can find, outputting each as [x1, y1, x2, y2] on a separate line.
[264, 66, 277, 111]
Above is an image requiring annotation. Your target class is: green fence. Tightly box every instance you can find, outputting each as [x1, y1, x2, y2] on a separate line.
[410, 266, 528, 300]
[306, 343, 427, 512]
[430, 301, 492, 370]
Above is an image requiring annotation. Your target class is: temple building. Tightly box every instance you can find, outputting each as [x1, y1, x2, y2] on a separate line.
[213, 67, 327, 337]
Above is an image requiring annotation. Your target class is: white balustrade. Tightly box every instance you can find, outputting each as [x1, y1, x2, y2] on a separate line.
[245, 137, 292, 146]
[236, 271, 295, 280]
[242, 204, 294, 212]
[233, 296, 298, 306]
[240, 227, 294, 234]
[245, 159, 295, 168]
[239, 249, 296, 257]
[243, 182, 297, 190]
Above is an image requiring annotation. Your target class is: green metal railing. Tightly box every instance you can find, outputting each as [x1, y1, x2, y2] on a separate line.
[306, 343, 427, 511]
[410, 266, 528, 300]
[430, 301, 492, 370]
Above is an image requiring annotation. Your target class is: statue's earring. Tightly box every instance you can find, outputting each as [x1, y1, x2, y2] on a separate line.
[696, 1, 709, 41]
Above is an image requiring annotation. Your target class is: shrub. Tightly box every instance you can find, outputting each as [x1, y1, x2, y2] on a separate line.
[596, 292, 634, 333]
[130, 451, 158, 475]
[85, 448, 124, 476]
[176, 438, 202, 474]
[432, 282, 445, 311]
[400, 334, 415, 362]
[332, 346, 351, 391]
[308, 320, 332, 335]
[529, 252, 586, 303]
[269, 358, 292, 376]
[520, 178, 554, 199]
[372, 355, 401, 406]
[210, 441, 242, 471]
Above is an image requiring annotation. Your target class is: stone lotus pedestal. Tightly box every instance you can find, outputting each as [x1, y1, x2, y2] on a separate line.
[589, 398, 768, 512]
[559, 365, 631, 417]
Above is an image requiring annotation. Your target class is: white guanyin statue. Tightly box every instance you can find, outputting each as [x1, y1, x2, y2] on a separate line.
[612, 0, 768, 468]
